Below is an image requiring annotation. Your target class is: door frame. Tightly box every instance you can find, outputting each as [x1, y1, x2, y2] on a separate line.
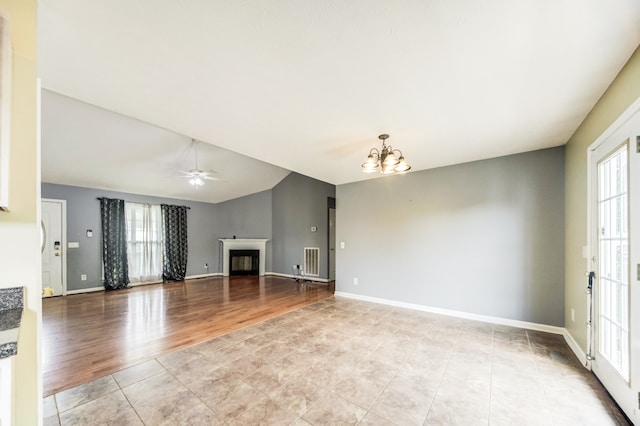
[327, 197, 336, 282]
[42, 198, 67, 296]
[586, 95, 640, 422]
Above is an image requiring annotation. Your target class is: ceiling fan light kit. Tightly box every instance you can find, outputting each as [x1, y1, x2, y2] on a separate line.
[362, 134, 411, 174]
[188, 176, 204, 188]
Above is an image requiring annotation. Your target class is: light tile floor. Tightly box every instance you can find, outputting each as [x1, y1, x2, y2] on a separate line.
[43, 297, 630, 425]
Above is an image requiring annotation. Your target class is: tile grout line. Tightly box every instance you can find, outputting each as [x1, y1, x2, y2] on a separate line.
[111, 374, 146, 426]
[488, 326, 496, 426]
[350, 308, 400, 425]
[525, 329, 555, 426]
[421, 320, 464, 425]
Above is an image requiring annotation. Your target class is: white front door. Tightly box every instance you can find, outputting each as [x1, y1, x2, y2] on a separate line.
[41, 199, 65, 296]
[589, 106, 640, 423]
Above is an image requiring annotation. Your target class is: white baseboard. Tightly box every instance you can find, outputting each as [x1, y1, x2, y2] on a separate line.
[65, 286, 104, 295]
[563, 329, 589, 368]
[267, 272, 330, 283]
[186, 273, 222, 280]
[129, 280, 162, 287]
[334, 291, 564, 335]
[64, 273, 328, 295]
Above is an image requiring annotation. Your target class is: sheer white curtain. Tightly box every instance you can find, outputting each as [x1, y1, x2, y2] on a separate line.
[125, 202, 162, 283]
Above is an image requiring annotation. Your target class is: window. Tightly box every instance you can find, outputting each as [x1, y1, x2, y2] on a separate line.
[125, 202, 163, 283]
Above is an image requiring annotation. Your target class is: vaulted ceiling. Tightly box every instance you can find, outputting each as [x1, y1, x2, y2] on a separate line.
[38, 1, 640, 202]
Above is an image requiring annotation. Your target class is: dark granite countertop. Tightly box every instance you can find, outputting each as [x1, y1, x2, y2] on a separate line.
[0, 287, 23, 359]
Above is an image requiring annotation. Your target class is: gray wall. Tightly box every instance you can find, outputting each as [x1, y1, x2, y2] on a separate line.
[336, 147, 565, 326]
[215, 190, 273, 272]
[272, 172, 336, 279]
[42, 176, 333, 290]
[42, 183, 219, 291]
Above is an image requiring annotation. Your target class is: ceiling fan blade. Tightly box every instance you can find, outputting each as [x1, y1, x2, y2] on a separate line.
[202, 175, 221, 181]
[174, 141, 225, 184]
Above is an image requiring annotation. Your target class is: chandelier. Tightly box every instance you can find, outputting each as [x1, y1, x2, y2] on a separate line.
[361, 134, 411, 174]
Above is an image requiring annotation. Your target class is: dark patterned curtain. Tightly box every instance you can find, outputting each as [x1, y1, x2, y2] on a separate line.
[161, 204, 189, 281]
[99, 198, 129, 290]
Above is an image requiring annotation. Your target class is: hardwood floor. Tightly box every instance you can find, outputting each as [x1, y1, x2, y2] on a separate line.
[42, 276, 334, 397]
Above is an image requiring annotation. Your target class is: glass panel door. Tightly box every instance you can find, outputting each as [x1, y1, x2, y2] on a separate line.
[589, 104, 640, 423]
[597, 144, 629, 380]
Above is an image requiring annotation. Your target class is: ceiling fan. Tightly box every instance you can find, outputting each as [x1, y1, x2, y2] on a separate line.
[179, 140, 220, 188]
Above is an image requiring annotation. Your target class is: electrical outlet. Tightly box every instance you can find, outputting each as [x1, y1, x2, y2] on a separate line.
[571, 308, 575, 323]
[353, 278, 358, 286]
[81, 274, 87, 281]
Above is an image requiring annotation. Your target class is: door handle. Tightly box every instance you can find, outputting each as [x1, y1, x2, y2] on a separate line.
[55, 253, 60, 257]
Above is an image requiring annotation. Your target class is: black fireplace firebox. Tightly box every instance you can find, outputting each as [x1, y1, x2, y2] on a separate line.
[229, 249, 259, 276]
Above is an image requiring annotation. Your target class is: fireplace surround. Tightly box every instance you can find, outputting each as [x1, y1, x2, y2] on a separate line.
[219, 239, 268, 276]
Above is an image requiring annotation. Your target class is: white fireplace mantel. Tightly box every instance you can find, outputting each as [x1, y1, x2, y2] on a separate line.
[219, 239, 268, 276]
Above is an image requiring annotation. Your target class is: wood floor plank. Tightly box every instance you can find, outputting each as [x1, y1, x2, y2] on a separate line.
[42, 276, 334, 397]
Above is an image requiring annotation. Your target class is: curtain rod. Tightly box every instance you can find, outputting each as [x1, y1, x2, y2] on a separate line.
[96, 198, 191, 209]
[162, 204, 191, 209]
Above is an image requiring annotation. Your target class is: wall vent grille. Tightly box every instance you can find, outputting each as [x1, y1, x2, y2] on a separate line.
[304, 247, 320, 277]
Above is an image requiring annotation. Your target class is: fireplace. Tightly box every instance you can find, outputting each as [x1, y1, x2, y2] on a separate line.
[219, 239, 268, 276]
[229, 250, 259, 276]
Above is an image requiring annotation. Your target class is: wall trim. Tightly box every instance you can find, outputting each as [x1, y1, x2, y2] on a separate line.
[563, 328, 589, 368]
[334, 291, 564, 334]
[129, 280, 162, 287]
[65, 286, 104, 295]
[267, 272, 330, 283]
[588, 95, 640, 153]
[41, 198, 68, 296]
[62, 272, 328, 295]
[186, 273, 222, 280]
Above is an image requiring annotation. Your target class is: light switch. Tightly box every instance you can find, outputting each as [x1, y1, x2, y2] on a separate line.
[86, 229, 93, 238]
[68, 242, 79, 248]
[340, 242, 345, 249]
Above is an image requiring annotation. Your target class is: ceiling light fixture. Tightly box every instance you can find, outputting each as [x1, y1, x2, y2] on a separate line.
[189, 176, 204, 188]
[361, 134, 411, 174]
[188, 140, 206, 188]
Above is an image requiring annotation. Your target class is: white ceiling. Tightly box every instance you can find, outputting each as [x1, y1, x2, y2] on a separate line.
[38, 1, 640, 201]
[41, 91, 290, 203]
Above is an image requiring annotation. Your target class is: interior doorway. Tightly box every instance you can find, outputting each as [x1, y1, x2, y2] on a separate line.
[328, 197, 336, 282]
[41, 199, 66, 296]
